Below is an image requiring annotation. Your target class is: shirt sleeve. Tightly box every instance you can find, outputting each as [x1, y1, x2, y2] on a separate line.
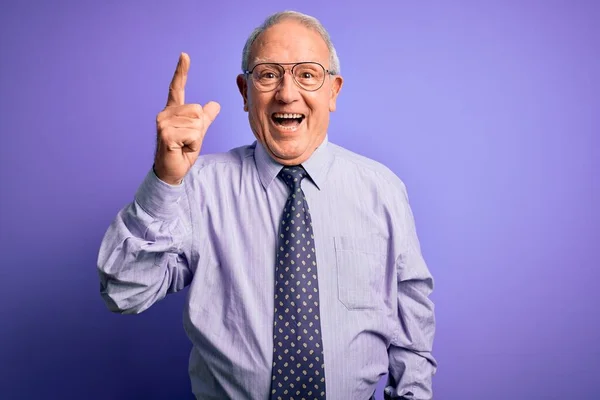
[96, 167, 196, 314]
[385, 181, 437, 400]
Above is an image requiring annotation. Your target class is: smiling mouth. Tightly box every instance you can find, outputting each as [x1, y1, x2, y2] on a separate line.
[271, 112, 306, 130]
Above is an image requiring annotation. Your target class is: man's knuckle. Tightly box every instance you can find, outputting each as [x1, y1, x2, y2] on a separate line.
[191, 104, 203, 117]
[157, 118, 169, 131]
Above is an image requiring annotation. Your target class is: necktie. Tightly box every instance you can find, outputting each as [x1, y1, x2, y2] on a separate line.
[270, 165, 326, 400]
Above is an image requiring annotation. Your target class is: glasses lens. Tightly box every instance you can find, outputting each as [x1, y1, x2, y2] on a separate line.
[293, 63, 325, 91]
[252, 64, 283, 91]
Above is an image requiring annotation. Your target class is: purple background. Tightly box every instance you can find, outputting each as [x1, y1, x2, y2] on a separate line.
[1, 1, 598, 399]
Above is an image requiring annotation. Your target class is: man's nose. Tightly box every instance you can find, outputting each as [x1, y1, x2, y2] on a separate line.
[274, 71, 300, 103]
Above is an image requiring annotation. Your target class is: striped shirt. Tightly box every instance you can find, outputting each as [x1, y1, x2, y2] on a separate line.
[97, 135, 436, 399]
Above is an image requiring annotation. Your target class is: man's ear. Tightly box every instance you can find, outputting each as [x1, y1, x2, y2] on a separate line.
[328, 75, 343, 112]
[236, 74, 249, 112]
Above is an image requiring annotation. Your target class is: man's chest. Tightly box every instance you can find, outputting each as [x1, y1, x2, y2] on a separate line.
[194, 185, 393, 317]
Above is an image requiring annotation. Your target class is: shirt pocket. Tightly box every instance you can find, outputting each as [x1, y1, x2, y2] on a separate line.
[334, 235, 387, 311]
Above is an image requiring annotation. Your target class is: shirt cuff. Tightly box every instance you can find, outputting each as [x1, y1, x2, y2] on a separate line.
[134, 168, 185, 220]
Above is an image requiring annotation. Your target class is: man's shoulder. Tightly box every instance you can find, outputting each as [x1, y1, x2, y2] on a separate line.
[328, 141, 406, 191]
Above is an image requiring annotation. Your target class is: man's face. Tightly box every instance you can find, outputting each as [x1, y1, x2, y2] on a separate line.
[237, 19, 343, 165]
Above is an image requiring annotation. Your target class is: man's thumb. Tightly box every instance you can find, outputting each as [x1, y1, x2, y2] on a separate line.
[203, 101, 221, 125]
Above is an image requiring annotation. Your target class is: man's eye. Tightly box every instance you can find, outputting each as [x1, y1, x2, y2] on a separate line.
[260, 72, 278, 80]
[300, 73, 314, 79]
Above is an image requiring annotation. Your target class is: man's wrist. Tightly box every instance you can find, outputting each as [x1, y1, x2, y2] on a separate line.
[135, 167, 185, 220]
[152, 164, 183, 186]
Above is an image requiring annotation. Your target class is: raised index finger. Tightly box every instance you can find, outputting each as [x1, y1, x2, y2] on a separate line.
[167, 52, 189, 107]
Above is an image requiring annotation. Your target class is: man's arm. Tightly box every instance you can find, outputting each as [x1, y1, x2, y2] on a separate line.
[385, 183, 437, 400]
[97, 52, 220, 314]
[97, 169, 194, 314]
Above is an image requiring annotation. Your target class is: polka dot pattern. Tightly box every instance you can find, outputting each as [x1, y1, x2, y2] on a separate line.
[270, 166, 326, 400]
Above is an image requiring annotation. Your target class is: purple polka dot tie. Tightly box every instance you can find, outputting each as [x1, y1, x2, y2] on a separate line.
[269, 165, 326, 400]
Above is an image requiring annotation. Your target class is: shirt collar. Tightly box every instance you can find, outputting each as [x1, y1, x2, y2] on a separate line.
[254, 135, 333, 191]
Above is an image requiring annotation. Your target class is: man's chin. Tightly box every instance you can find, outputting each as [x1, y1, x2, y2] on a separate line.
[266, 138, 311, 165]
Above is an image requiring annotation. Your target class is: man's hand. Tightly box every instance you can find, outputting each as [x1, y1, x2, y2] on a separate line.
[154, 52, 221, 185]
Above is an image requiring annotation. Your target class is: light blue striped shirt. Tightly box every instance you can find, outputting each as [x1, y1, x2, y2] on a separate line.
[97, 135, 436, 399]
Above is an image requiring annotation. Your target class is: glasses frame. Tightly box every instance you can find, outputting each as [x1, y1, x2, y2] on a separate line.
[243, 61, 336, 92]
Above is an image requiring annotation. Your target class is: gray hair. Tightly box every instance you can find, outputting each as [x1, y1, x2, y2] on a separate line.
[241, 10, 341, 74]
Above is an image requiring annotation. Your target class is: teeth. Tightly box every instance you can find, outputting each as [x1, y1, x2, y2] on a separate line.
[273, 113, 304, 119]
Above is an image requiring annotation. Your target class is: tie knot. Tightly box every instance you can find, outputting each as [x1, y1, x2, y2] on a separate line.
[278, 166, 308, 191]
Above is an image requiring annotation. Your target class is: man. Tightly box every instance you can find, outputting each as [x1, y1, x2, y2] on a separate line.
[97, 10, 436, 400]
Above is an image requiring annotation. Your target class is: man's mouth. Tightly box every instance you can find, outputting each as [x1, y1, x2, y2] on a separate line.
[271, 112, 306, 130]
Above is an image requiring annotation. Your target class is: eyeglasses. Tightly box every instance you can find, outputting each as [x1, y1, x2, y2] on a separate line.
[244, 62, 335, 92]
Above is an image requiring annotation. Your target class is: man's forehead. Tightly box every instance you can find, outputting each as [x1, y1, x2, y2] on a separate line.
[249, 56, 328, 69]
[252, 56, 321, 63]
[249, 27, 329, 66]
